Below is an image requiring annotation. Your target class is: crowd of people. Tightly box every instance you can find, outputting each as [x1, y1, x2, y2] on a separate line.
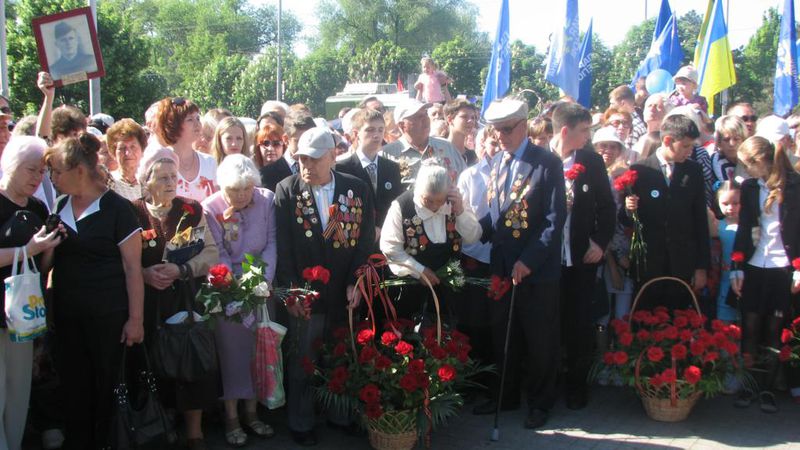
[0, 56, 796, 450]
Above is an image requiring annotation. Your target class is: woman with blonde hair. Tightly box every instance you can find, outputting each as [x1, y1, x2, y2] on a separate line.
[731, 136, 800, 413]
[712, 115, 748, 183]
[211, 117, 249, 165]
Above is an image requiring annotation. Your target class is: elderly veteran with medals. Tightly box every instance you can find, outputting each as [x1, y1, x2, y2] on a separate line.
[380, 161, 481, 324]
[274, 127, 375, 446]
[473, 98, 566, 430]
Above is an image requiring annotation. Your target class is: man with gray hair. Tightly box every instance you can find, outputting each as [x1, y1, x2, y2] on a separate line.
[472, 97, 566, 430]
[382, 99, 466, 188]
[274, 127, 375, 446]
[631, 93, 672, 161]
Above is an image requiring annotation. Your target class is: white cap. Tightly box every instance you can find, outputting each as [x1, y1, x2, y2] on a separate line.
[90, 113, 114, 128]
[260, 100, 289, 117]
[341, 108, 360, 135]
[592, 126, 625, 147]
[296, 127, 335, 159]
[86, 126, 103, 137]
[673, 65, 699, 84]
[756, 115, 791, 143]
[393, 99, 431, 123]
[313, 117, 329, 129]
[484, 98, 528, 124]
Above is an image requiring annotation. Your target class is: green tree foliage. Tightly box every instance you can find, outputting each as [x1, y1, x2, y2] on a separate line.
[507, 41, 559, 114]
[285, 49, 349, 115]
[431, 35, 491, 97]
[589, 34, 615, 111]
[347, 40, 414, 84]
[183, 54, 250, 111]
[317, 0, 479, 53]
[728, 8, 779, 115]
[230, 48, 294, 117]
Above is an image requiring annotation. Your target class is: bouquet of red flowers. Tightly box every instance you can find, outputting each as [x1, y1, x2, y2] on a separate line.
[565, 163, 586, 211]
[614, 169, 647, 281]
[594, 307, 744, 400]
[776, 316, 800, 366]
[196, 254, 272, 327]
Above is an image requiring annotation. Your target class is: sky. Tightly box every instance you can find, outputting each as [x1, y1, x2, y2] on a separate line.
[253, 0, 783, 56]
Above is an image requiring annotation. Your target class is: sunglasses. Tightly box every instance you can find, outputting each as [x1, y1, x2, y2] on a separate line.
[260, 140, 284, 147]
[739, 115, 758, 123]
[496, 119, 525, 135]
[609, 120, 631, 129]
[0, 107, 11, 115]
[171, 97, 186, 106]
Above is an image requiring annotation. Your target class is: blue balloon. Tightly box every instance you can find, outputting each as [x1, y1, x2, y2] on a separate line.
[645, 69, 675, 95]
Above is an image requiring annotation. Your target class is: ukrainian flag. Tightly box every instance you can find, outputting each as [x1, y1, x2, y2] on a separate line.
[696, 0, 736, 115]
[693, 0, 713, 67]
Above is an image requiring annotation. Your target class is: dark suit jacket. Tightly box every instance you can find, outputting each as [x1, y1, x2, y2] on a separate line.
[620, 154, 710, 281]
[260, 158, 292, 193]
[479, 142, 566, 283]
[733, 173, 800, 263]
[274, 171, 375, 322]
[546, 147, 616, 267]
[335, 153, 403, 228]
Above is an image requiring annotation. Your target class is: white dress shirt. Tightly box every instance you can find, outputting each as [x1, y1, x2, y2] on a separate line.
[311, 174, 336, 230]
[285, 151, 299, 174]
[380, 195, 482, 278]
[552, 140, 575, 267]
[457, 158, 491, 264]
[748, 179, 789, 268]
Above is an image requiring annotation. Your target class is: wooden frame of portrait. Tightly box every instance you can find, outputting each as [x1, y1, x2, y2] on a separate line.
[32, 7, 105, 87]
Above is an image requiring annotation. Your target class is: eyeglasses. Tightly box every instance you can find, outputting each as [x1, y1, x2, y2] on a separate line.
[739, 115, 758, 123]
[260, 140, 283, 147]
[171, 97, 186, 106]
[0, 107, 11, 115]
[609, 120, 631, 129]
[496, 119, 525, 135]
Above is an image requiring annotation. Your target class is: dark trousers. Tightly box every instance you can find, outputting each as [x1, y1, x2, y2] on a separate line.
[560, 264, 598, 393]
[55, 310, 127, 450]
[490, 281, 560, 411]
[458, 256, 494, 375]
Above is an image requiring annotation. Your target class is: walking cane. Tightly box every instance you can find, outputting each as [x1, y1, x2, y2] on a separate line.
[491, 282, 517, 441]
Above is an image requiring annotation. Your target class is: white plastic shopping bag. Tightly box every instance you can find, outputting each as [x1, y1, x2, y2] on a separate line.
[4, 246, 46, 342]
[253, 303, 286, 409]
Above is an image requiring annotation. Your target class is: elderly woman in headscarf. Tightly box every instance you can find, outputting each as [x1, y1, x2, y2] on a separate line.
[129, 147, 220, 450]
[380, 161, 481, 324]
[0, 137, 63, 450]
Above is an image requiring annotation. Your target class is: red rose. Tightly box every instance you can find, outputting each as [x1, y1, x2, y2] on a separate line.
[365, 402, 384, 419]
[359, 384, 381, 404]
[779, 345, 793, 362]
[603, 352, 615, 365]
[430, 345, 447, 360]
[619, 332, 634, 347]
[725, 324, 742, 340]
[415, 372, 430, 389]
[684, 366, 702, 384]
[399, 373, 418, 392]
[782, 328, 794, 344]
[613, 351, 628, 365]
[301, 356, 314, 375]
[375, 355, 392, 370]
[636, 329, 651, 341]
[671, 344, 688, 360]
[647, 347, 665, 363]
[661, 368, 677, 383]
[445, 340, 459, 355]
[395, 340, 413, 356]
[456, 350, 469, 364]
[359, 346, 377, 364]
[703, 351, 719, 363]
[181, 203, 195, 215]
[731, 251, 745, 264]
[438, 364, 456, 382]
[408, 359, 425, 373]
[793, 258, 800, 271]
[357, 329, 375, 345]
[381, 331, 399, 346]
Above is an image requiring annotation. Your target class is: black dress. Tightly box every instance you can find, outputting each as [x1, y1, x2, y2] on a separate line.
[130, 197, 220, 411]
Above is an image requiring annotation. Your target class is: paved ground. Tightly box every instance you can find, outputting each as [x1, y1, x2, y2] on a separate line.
[194, 387, 800, 449]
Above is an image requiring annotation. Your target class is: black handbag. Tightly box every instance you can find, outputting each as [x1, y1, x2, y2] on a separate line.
[110, 344, 173, 450]
[152, 267, 218, 383]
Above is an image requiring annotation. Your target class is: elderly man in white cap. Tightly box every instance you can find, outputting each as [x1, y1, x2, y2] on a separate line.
[382, 98, 466, 188]
[756, 115, 799, 168]
[470, 97, 566, 430]
[273, 127, 375, 446]
[668, 65, 708, 113]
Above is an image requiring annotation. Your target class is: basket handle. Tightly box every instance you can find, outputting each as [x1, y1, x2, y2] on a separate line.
[634, 347, 679, 407]
[628, 276, 701, 326]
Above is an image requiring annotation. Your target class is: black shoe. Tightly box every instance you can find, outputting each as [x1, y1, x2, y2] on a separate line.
[326, 420, 367, 437]
[472, 399, 520, 415]
[290, 429, 318, 446]
[524, 409, 548, 429]
[566, 389, 588, 410]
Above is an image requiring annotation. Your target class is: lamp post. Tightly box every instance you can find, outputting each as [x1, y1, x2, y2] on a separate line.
[88, 0, 101, 114]
[1, 0, 8, 97]
[276, 0, 282, 101]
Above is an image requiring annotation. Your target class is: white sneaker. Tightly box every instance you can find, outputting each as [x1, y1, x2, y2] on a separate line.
[42, 429, 64, 450]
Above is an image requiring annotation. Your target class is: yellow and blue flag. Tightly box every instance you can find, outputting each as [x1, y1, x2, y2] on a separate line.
[481, 0, 510, 116]
[693, 0, 714, 67]
[696, 0, 736, 115]
[774, 0, 798, 116]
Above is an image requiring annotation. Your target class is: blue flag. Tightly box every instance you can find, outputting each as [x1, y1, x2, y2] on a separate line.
[630, 13, 684, 86]
[774, 0, 798, 116]
[653, 0, 673, 42]
[545, 0, 580, 99]
[481, 0, 510, 116]
[577, 19, 593, 108]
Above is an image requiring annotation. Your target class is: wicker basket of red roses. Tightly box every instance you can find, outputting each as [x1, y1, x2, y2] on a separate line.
[594, 277, 744, 422]
[310, 255, 491, 450]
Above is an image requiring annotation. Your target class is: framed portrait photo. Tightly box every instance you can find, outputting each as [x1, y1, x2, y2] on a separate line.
[32, 7, 105, 87]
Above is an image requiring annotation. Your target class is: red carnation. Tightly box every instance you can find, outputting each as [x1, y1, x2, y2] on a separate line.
[647, 347, 665, 363]
[619, 332, 633, 347]
[636, 329, 651, 341]
[395, 340, 413, 356]
[649, 373, 664, 388]
[375, 355, 392, 370]
[652, 331, 665, 343]
[674, 316, 689, 328]
[357, 329, 375, 345]
[725, 324, 742, 340]
[663, 326, 679, 340]
[603, 352, 615, 365]
[565, 163, 586, 181]
[181, 203, 195, 215]
[782, 328, 794, 344]
[679, 329, 693, 342]
[438, 364, 456, 382]
[671, 344, 688, 360]
[792, 257, 800, 271]
[703, 351, 719, 363]
[487, 275, 512, 301]
[359, 384, 381, 404]
[303, 265, 331, 284]
[613, 351, 628, 365]
[731, 251, 745, 264]
[779, 345, 793, 362]
[399, 373, 418, 392]
[684, 366, 702, 385]
[365, 402, 384, 419]
[613, 169, 638, 193]
[381, 331, 399, 346]
[661, 368, 677, 383]
[208, 264, 233, 288]
[610, 319, 630, 336]
[690, 340, 706, 357]
[408, 359, 425, 373]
